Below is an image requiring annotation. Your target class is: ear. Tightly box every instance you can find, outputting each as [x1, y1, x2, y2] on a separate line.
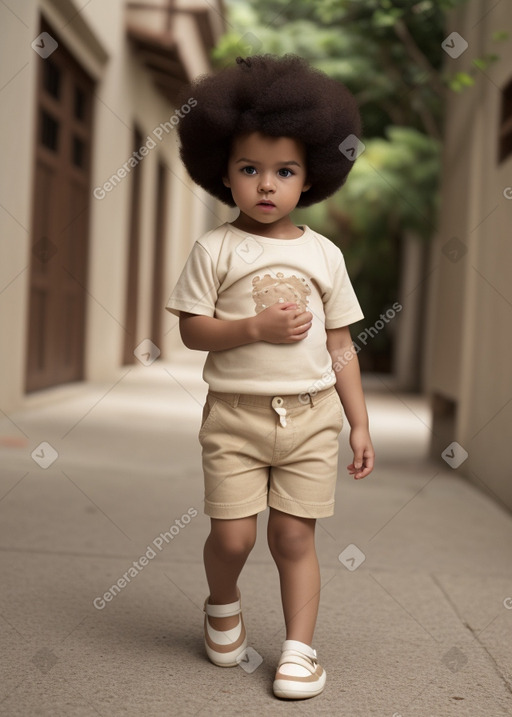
[302, 181, 312, 193]
[222, 175, 231, 188]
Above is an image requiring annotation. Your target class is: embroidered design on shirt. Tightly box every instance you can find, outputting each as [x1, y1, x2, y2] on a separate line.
[252, 273, 311, 314]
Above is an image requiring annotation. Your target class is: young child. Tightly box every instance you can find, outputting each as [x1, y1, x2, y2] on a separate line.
[166, 54, 374, 700]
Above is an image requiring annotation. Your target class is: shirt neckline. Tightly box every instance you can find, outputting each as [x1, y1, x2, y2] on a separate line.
[226, 222, 311, 245]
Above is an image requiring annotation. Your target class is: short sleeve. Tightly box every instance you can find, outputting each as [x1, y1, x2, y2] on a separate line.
[165, 242, 218, 317]
[323, 252, 364, 329]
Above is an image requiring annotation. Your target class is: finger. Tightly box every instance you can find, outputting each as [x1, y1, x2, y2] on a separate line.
[349, 453, 375, 480]
[294, 310, 313, 322]
[347, 463, 361, 478]
[352, 450, 364, 473]
[288, 330, 310, 342]
[364, 452, 375, 473]
[354, 464, 372, 479]
[290, 326, 311, 339]
[291, 315, 313, 329]
[279, 302, 298, 311]
[293, 320, 312, 332]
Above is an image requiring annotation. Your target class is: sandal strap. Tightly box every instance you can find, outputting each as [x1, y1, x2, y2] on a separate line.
[277, 649, 318, 674]
[203, 597, 242, 618]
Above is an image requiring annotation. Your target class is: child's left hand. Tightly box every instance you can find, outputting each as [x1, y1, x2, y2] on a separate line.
[347, 426, 375, 480]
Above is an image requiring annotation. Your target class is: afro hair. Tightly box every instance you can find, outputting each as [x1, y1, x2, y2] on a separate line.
[176, 54, 362, 207]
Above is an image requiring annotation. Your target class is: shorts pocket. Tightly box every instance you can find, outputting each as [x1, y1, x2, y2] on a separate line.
[198, 394, 220, 439]
[328, 391, 344, 433]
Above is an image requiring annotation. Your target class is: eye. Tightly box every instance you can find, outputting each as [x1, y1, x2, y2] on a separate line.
[278, 168, 294, 178]
[241, 166, 257, 175]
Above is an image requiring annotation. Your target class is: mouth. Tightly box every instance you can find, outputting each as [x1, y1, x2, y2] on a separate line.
[257, 200, 275, 208]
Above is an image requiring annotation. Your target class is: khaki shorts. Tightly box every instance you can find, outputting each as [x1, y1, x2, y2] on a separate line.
[198, 386, 343, 520]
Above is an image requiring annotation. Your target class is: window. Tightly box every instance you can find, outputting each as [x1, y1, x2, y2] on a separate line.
[498, 77, 512, 163]
[74, 85, 86, 121]
[41, 111, 59, 151]
[43, 59, 61, 99]
[72, 135, 85, 168]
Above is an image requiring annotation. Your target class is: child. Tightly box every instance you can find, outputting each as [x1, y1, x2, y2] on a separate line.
[166, 54, 374, 700]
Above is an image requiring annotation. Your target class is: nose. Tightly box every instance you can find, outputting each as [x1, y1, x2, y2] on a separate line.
[258, 172, 275, 193]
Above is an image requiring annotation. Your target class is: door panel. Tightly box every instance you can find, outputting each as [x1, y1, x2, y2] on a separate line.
[122, 128, 143, 365]
[26, 20, 94, 392]
[150, 160, 168, 352]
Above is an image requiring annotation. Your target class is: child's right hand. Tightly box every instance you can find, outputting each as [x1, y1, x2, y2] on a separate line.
[251, 302, 312, 344]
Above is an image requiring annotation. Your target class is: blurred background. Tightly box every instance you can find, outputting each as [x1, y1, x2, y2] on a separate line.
[0, 0, 511, 510]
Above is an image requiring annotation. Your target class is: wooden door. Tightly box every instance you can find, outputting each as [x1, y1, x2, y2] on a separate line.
[122, 128, 143, 365]
[26, 20, 94, 392]
[150, 160, 168, 351]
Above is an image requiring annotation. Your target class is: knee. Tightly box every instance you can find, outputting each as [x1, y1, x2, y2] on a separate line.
[208, 529, 256, 561]
[268, 525, 312, 562]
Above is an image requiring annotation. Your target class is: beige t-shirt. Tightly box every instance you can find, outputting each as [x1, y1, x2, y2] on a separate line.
[166, 222, 364, 394]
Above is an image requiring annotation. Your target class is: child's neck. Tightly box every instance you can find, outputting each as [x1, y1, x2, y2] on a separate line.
[230, 213, 304, 239]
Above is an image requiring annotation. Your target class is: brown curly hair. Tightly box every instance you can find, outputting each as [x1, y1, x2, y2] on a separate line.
[177, 54, 361, 207]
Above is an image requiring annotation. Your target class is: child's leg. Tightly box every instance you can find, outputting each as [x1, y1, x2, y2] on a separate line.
[203, 515, 257, 630]
[267, 508, 320, 645]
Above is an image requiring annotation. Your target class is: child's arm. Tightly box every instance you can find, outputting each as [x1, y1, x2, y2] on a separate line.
[326, 326, 375, 480]
[179, 303, 313, 351]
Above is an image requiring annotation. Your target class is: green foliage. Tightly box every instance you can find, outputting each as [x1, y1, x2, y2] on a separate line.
[211, 0, 507, 369]
[332, 127, 441, 243]
[214, 0, 457, 142]
[214, 0, 506, 138]
[292, 128, 441, 356]
[448, 71, 474, 92]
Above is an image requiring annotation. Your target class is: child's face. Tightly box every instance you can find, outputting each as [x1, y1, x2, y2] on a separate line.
[223, 132, 311, 226]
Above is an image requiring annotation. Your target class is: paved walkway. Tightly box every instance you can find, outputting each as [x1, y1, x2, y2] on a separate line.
[0, 356, 511, 716]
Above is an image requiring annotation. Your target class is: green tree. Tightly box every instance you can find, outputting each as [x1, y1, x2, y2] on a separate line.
[213, 0, 507, 373]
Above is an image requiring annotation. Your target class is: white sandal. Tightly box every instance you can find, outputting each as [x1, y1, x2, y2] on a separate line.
[203, 594, 247, 667]
[273, 640, 326, 699]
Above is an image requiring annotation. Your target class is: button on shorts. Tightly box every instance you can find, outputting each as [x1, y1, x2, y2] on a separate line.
[198, 386, 344, 520]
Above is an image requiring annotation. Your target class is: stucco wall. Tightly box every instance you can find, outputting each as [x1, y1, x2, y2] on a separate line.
[425, 0, 512, 509]
[0, 0, 228, 410]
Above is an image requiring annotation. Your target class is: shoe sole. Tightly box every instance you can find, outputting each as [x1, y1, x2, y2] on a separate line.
[273, 677, 326, 700]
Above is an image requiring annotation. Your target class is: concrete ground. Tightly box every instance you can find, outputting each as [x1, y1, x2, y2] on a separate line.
[0, 354, 511, 717]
